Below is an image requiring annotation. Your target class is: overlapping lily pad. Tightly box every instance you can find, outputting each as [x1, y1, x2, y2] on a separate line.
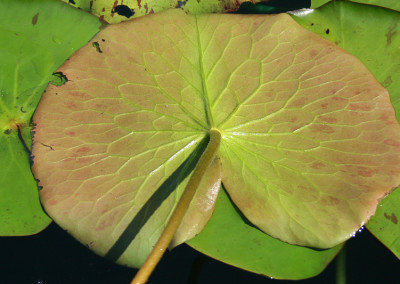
[311, 0, 400, 12]
[32, 8, 400, 276]
[292, 0, 400, 259]
[61, 0, 268, 23]
[0, 0, 100, 235]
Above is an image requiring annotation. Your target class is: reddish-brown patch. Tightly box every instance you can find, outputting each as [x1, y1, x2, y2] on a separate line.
[291, 97, 307, 107]
[137, 0, 142, 8]
[309, 49, 318, 57]
[318, 116, 337, 124]
[111, 1, 119, 18]
[311, 162, 325, 169]
[380, 113, 396, 125]
[311, 124, 335, 134]
[321, 196, 340, 206]
[65, 101, 78, 109]
[49, 199, 58, 206]
[332, 96, 346, 101]
[66, 131, 76, 136]
[357, 166, 375, 177]
[95, 212, 117, 231]
[348, 103, 372, 111]
[321, 103, 329, 109]
[384, 212, 398, 224]
[76, 147, 91, 153]
[32, 13, 39, 26]
[384, 139, 400, 146]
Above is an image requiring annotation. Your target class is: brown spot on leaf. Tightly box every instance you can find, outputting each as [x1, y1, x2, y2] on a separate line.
[311, 162, 325, 169]
[311, 124, 335, 134]
[76, 146, 91, 153]
[321, 196, 340, 206]
[383, 76, 392, 88]
[384, 139, 400, 146]
[65, 101, 78, 110]
[348, 103, 372, 111]
[318, 116, 337, 124]
[357, 166, 375, 177]
[384, 212, 398, 224]
[309, 49, 317, 57]
[386, 22, 397, 45]
[32, 13, 39, 26]
[321, 103, 329, 109]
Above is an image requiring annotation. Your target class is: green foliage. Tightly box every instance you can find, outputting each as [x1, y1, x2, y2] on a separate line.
[292, 0, 400, 258]
[0, 0, 100, 235]
[0, 0, 398, 281]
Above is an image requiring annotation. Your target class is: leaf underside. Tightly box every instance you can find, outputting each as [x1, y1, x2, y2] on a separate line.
[293, 0, 400, 260]
[32, 9, 400, 270]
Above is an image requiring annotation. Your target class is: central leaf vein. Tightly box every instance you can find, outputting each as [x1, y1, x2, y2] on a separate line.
[195, 15, 214, 128]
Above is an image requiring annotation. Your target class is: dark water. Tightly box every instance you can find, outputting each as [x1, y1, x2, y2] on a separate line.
[0, 222, 398, 284]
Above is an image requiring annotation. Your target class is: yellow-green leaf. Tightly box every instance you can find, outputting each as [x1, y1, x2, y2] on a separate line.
[32, 9, 400, 268]
[61, 0, 270, 23]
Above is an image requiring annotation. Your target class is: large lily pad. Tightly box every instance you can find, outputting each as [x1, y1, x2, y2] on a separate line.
[32, 8, 400, 271]
[0, 0, 100, 235]
[292, 0, 400, 258]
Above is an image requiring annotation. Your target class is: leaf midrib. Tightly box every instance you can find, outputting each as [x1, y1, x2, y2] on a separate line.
[195, 15, 214, 129]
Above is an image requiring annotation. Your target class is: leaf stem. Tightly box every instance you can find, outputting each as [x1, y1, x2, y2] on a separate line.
[336, 246, 346, 284]
[130, 128, 222, 284]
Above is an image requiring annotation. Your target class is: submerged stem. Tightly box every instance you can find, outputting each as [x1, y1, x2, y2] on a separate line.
[336, 246, 346, 284]
[131, 128, 222, 284]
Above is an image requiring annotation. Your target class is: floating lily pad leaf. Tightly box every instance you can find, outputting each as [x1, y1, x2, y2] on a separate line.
[311, 0, 400, 12]
[292, 1, 400, 117]
[292, 1, 400, 257]
[61, 0, 271, 23]
[0, 0, 100, 235]
[32, 9, 400, 269]
[188, 187, 342, 279]
[367, 189, 400, 259]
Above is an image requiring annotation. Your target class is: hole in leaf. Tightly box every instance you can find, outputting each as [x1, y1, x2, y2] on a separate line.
[92, 41, 103, 53]
[113, 5, 135, 18]
[51, 71, 68, 86]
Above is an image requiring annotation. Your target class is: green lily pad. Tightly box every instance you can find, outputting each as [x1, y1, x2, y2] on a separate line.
[367, 189, 400, 259]
[311, 0, 400, 12]
[32, 9, 400, 276]
[188, 186, 342, 279]
[0, 0, 100, 235]
[292, 0, 400, 258]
